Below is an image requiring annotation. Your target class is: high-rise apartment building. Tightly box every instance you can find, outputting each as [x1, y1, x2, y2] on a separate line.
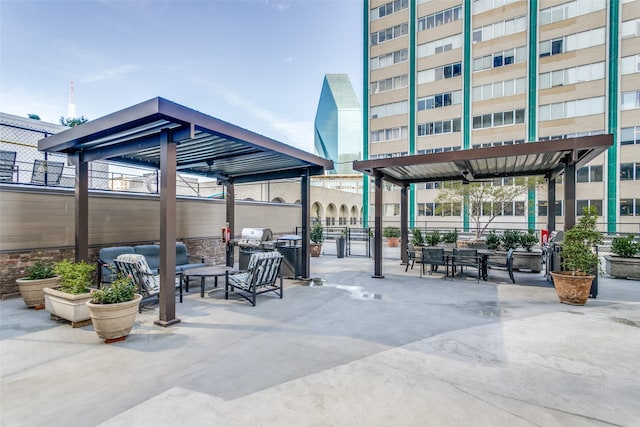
[364, 0, 640, 233]
[314, 74, 363, 175]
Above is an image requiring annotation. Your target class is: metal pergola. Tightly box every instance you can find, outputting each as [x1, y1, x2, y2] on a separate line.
[353, 135, 614, 278]
[38, 97, 333, 326]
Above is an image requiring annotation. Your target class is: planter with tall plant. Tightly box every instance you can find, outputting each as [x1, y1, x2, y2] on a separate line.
[43, 259, 96, 327]
[550, 207, 602, 305]
[310, 221, 324, 257]
[383, 226, 401, 247]
[16, 260, 60, 309]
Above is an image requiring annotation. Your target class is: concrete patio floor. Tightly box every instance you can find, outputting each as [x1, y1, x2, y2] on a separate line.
[1, 247, 639, 427]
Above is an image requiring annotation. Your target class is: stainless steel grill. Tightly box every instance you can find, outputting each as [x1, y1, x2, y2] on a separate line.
[237, 228, 274, 269]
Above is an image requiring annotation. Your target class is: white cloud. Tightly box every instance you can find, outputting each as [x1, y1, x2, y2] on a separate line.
[82, 64, 140, 83]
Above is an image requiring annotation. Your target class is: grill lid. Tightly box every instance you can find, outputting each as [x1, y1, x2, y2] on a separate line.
[238, 228, 273, 247]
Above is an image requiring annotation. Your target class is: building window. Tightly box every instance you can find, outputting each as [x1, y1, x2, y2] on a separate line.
[417, 5, 462, 32]
[370, 126, 408, 143]
[577, 199, 602, 215]
[538, 200, 563, 216]
[371, 0, 409, 20]
[473, 0, 519, 14]
[371, 49, 408, 70]
[622, 18, 640, 39]
[540, 0, 605, 26]
[539, 96, 605, 121]
[371, 22, 409, 45]
[577, 165, 603, 183]
[417, 118, 462, 136]
[622, 54, 640, 75]
[620, 126, 640, 145]
[539, 27, 605, 57]
[473, 78, 526, 101]
[473, 16, 526, 43]
[418, 91, 461, 111]
[371, 74, 408, 94]
[539, 62, 605, 89]
[418, 62, 462, 84]
[620, 199, 640, 216]
[384, 203, 400, 216]
[620, 162, 640, 180]
[371, 101, 409, 119]
[472, 109, 525, 129]
[473, 47, 526, 72]
[621, 91, 640, 110]
[417, 34, 462, 57]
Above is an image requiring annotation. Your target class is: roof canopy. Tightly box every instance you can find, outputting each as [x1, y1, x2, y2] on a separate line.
[39, 97, 333, 183]
[353, 135, 612, 185]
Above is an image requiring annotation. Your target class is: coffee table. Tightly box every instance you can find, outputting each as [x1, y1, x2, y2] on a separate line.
[182, 266, 239, 297]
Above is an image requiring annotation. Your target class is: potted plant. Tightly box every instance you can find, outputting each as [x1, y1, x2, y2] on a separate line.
[411, 229, 425, 247]
[87, 273, 142, 343]
[442, 230, 457, 248]
[604, 235, 640, 279]
[383, 226, 401, 247]
[485, 230, 500, 250]
[426, 230, 441, 247]
[500, 229, 522, 251]
[550, 206, 603, 305]
[16, 260, 60, 309]
[310, 221, 324, 257]
[513, 230, 543, 273]
[43, 259, 96, 327]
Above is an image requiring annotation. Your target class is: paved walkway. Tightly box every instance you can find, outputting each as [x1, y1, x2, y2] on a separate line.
[1, 248, 639, 427]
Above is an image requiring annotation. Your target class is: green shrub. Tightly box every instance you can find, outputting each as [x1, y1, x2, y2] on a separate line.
[24, 260, 56, 280]
[501, 229, 523, 250]
[442, 230, 457, 243]
[485, 231, 500, 250]
[520, 230, 539, 252]
[91, 274, 136, 304]
[611, 235, 639, 258]
[427, 230, 441, 246]
[54, 259, 95, 294]
[383, 226, 401, 238]
[561, 206, 603, 275]
[310, 222, 324, 244]
[411, 229, 425, 246]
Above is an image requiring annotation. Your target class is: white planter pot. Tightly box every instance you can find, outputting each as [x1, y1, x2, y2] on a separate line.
[16, 276, 60, 308]
[512, 251, 543, 273]
[604, 256, 640, 279]
[43, 287, 93, 326]
[87, 294, 142, 342]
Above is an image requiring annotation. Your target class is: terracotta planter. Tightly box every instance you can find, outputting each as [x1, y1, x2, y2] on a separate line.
[87, 294, 142, 342]
[604, 256, 640, 279]
[550, 272, 594, 306]
[16, 276, 60, 308]
[310, 243, 322, 257]
[43, 287, 93, 326]
[386, 237, 399, 247]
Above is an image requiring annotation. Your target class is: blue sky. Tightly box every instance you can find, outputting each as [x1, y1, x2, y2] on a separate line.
[0, 0, 363, 153]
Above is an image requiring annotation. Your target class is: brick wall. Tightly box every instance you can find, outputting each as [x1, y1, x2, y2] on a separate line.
[1, 237, 226, 299]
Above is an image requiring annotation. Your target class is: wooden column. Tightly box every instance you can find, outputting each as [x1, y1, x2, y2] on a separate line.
[547, 177, 556, 232]
[301, 169, 310, 279]
[225, 181, 235, 267]
[155, 128, 180, 327]
[74, 154, 89, 262]
[564, 163, 576, 230]
[400, 184, 408, 265]
[373, 172, 384, 278]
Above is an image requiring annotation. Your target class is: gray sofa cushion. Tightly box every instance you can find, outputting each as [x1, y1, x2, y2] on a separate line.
[134, 245, 161, 271]
[98, 246, 135, 283]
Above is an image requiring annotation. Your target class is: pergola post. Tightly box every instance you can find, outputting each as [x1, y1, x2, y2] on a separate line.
[225, 181, 235, 267]
[547, 177, 556, 232]
[155, 128, 180, 327]
[74, 155, 89, 262]
[564, 163, 576, 230]
[400, 184, 408, 265]
[301, 169, 310, 279]
[373, 172, 384, 278]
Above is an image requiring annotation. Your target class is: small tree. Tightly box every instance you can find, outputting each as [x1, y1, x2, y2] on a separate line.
[435, 178, 541, 239]
[561, 206, 603, 275]
[60, 116, 88, 127]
